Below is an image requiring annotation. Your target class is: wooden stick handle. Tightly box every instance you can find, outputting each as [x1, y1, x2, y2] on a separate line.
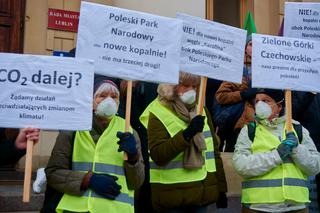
[124, 80, 133, 160]
[197, 77, 207, 115]
[125, 80, 132, 131]
[23, 139, 34, 203]
[199, 1, 212, 115]
[285, 90, 293, 132]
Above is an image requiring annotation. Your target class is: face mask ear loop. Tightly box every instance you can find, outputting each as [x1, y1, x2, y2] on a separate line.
[277, 99, 284, 105]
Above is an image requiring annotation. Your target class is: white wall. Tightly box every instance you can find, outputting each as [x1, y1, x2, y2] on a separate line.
[113, 0, 206, 18]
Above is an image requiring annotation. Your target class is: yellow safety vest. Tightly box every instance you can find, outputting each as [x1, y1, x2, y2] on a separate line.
[56, 116, 134, 213]
[241, 123, 309, 204]
[140, 98, 216, 184]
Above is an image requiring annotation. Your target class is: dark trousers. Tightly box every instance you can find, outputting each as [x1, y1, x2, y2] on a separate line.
[316, 173, 320, 208]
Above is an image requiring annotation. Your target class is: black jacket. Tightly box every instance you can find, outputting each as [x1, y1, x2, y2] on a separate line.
[292, 92, 320, 150]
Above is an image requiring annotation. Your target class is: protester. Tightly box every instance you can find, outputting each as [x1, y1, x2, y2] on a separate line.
[140, 72, 228, 213]
[44, 80, 144, 213]
[0, 127, 40, 166]
[214, 36, 256, 151]
[119, 80, 158, 213]
[233, 89, 320, 213]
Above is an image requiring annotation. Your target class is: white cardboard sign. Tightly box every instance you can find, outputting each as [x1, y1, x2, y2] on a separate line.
[0, 53, 94, 130]
[284, 2, 320, 41]
[252, 34, 320, 92]
[177, 13, 247, 83]
[76, 2, 183, 84]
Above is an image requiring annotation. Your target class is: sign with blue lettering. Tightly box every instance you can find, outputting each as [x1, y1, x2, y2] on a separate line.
[0, 53, 94, 130]
[76, 2, 182, 84]
[284, 2, 320, 41]
[252, 34, 320, 92]
[177, 13, 246, 83]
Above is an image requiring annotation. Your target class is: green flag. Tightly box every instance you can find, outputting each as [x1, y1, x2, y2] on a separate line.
[243, 11, 257, 36]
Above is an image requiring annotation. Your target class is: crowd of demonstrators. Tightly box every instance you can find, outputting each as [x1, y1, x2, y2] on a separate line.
[233, 89, 320, 213]
[140, 72, 228, 213]
[44, 81, 144, 213]
[0, 127, 40, 166]
[214, 36, 256, 151]
[2, 42, 319, 213]
[292, 91, 320, 208]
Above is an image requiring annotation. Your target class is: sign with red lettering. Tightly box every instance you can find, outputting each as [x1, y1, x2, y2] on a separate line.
[48, 8, 79, 32]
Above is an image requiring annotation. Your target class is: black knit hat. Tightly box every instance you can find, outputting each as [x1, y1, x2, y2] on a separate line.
[256, 88, 284, 103]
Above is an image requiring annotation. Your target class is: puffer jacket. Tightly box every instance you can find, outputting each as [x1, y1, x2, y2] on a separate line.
[233, 116, 320, 212]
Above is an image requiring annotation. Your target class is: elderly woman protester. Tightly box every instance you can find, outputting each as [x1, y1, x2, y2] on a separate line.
[45, 80, 144, 213]
[233, 89, 320, 213]
[140, 72, 227, 213]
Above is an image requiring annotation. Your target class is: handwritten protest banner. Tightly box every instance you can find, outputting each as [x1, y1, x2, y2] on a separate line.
[252, 34, 320, 92]
[0, 53, 94, 130]
[76, 2, 182, 84]
[284, 2, 320, 41]
[177, 13, 247, 83]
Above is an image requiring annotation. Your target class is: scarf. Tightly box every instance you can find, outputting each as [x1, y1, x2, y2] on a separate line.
[159, 96, 207, 169]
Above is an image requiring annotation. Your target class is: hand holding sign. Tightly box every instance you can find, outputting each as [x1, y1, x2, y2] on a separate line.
[15, 128, 40, 150]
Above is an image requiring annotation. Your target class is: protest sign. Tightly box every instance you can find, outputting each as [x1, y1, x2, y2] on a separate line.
[76, 2, 182, 84]
[177, 13, 247, 84]
[284, 2, 320, 41]
[252, 34, 320, 92]
[0, 53, 94, 130]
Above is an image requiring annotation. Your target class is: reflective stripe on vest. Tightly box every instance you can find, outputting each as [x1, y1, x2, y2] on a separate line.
[56, 116, 134, 213]
[83, 191, 134, 205]
[140, 98, 216, 184]
[241, 123, 309, 204]
[149, 150, 214, 170]
[242, 178, 307, 188]
[72, 162, 125, 176]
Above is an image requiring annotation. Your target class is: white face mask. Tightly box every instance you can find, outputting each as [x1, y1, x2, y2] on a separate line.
[255, 101, 272, 120]
[95, 97, 118, 119]
[179, 89, 196, 105]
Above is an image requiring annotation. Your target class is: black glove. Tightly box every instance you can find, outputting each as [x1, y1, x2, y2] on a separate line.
[89, 173, 121, 200]
[277, 143, 293, 161]
[117, 132, 138, 163]
[216, 192, 228, 208]
[240, 88, 257, 101]
[182, 115, 205, 141]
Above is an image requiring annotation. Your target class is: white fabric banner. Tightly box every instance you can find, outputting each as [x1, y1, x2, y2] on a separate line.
[252, 34, 320, 92]
[177, 13, 246, 83]
[0, 53, 94, 130]
[284, 2, 320, 41]
[76, 2, 182, 84]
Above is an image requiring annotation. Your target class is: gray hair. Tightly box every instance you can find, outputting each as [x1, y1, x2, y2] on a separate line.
[94, 82, 119, 98]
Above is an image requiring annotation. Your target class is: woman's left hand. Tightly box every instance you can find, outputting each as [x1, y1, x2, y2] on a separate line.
[116, 132, 138, 163]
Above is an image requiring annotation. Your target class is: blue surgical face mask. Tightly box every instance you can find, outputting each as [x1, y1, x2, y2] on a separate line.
[95, 97, 118, 119]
